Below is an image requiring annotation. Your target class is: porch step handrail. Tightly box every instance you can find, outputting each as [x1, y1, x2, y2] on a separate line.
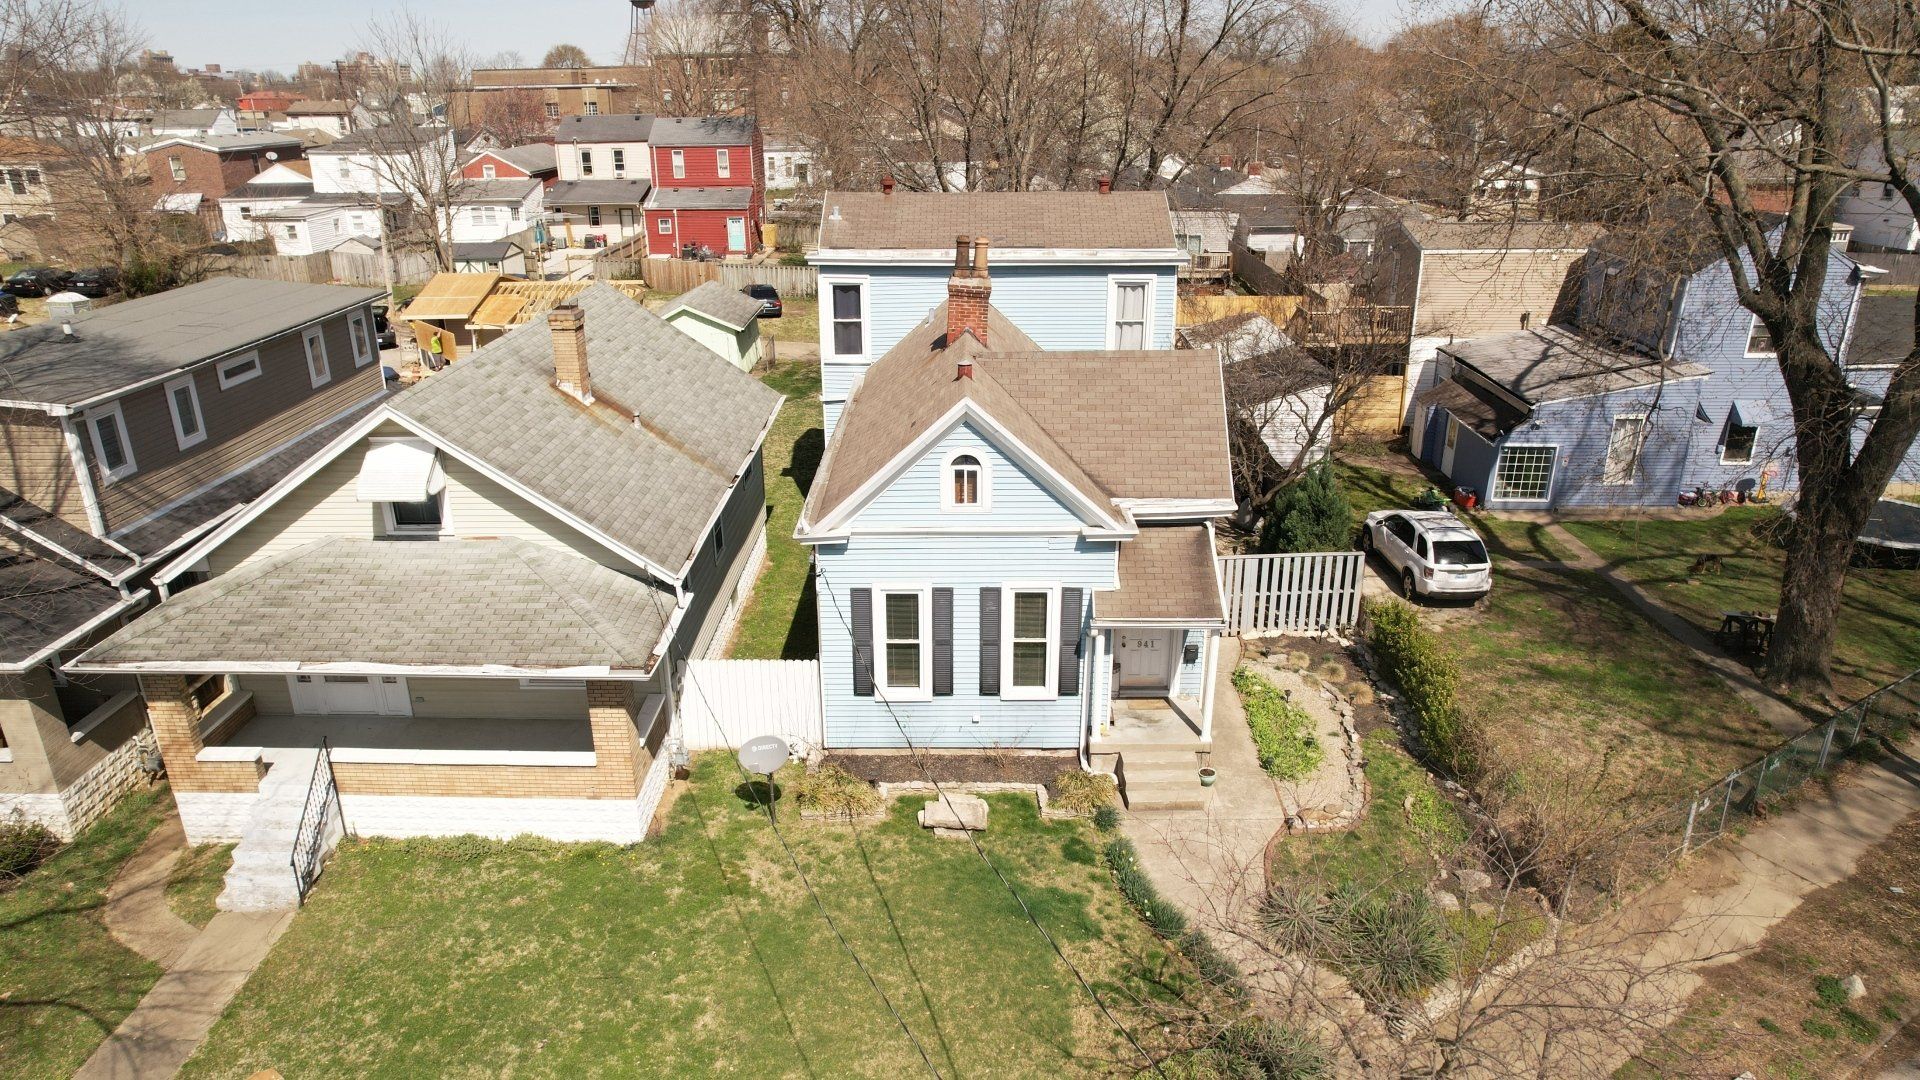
[289, 738, 343, 902]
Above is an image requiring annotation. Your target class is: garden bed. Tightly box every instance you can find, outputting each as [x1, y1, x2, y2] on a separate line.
[822, 749, 1080, 796]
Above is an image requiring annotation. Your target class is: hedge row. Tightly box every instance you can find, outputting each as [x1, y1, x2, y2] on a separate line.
[1232, 667, 1326, 780]
[1362, 597, 1473, 772]
[1103, 837, 1248, 999]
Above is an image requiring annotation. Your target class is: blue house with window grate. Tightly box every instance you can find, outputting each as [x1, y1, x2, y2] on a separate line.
[808, 185, 1188, 440]
[1412, 220, 1869, 510]
[797, 232, 1235, 809]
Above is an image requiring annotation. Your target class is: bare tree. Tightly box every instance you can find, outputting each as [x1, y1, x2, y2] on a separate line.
[344, 12, 474, 271]
[541, 43, 592, 69]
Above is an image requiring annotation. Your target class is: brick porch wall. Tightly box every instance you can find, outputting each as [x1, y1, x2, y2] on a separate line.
[140, 674, 263, 793]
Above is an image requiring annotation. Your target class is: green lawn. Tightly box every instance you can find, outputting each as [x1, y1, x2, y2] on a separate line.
[1, 788, 169, 1077]
[1564, 510, 1920, 704]
[182, 754, 1185, 1078]
[728, 359, 822, 659]
[762, 295, 818, 347]
[1333, 461, 1570, 563]
[1272, 731, 1471, 889]
[166, 843, 233, 929]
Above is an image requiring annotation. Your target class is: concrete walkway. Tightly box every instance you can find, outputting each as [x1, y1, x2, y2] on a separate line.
[74, 909, 292, 1079]
[103, 813, 201, 970]
[1543, 521, 1814, 737]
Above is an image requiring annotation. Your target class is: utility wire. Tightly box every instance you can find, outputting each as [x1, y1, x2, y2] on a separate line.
[814, 565, 1167, 1078]
[641, 586, 945, 1079]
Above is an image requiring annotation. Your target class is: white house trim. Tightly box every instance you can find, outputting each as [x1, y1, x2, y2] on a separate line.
[809, 248, 1186, 266]
[66, 658, 662, 680]
[999, 582, 1061, 701]
[872, 583, 933, 703]
[162, 375, 207, 451]
[818, 274, 872, 362]
[1105, 273, 1157, 350]
[0, 589, 148, 674]
[83, 400, 136, 483]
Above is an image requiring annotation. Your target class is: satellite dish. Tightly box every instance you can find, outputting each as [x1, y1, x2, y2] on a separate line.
[266, 150, 278, 161]
[737, 735, 788, 776]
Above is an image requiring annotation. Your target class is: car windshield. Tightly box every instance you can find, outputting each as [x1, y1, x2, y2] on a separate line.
[1432, 539, 1488, 566]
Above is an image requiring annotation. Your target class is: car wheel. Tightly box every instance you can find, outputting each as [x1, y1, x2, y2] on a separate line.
[1360, 527, 1374, 553]
[1401, 568, 1418, 600]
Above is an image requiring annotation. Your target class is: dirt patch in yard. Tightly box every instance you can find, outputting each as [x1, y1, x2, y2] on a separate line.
[822, 749, 1080, 796]
[1242, 636, 1395, 738]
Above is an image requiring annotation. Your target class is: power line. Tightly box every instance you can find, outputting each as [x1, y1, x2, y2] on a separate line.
[640, 586, 945, 1079]
[813, 565, 1167, 1078]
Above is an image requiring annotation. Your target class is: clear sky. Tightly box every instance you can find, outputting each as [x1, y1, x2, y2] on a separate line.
[137, 0, 1431, 75]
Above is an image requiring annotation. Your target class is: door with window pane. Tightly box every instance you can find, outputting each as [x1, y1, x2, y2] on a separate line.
[1603, 416, 1647, 485]
[1112, 282, 1148, 348]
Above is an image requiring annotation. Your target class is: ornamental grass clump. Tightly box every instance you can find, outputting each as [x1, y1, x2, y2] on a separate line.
[1051, 769, 1118, 816]
[1232, 668, 1325, 781]
[792, 763, 881, 820]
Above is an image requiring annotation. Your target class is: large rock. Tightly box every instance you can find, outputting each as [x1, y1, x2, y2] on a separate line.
[918, 793, 988, 832]
[1844, 973, 1867, 1000]
[1455, 868, 1495, 892]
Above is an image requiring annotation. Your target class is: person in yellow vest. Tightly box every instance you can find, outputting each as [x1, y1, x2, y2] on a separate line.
[423, 328, 446, 371]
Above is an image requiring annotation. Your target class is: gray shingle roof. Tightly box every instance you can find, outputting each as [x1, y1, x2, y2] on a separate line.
[491, 142, 557, 173]
[547, 178, 651, 206]
[0, 549, 132, 667]
[452, 241, 521, 261]
[146, 132, 303, 154]
[648, 115, 757, 147]
[221, 179, 314, 201]
[818, 190, 1178, 251]
[389, 284, 782, 576]
[1441, 325, 1711, 405]
[73, 537, 672, 675]
[0, 278, 383, 406]
[455, 178, 540, 203]
[555, 113, 656, 142]
[309, 125, 445, 155]
[662, 280, 763, 329]
[652, 186, 752, 210]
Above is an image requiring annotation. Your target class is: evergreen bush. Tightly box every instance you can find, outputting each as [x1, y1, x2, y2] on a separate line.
[1362, 597, 1472, 772]
[1259, 464, 1354, 554]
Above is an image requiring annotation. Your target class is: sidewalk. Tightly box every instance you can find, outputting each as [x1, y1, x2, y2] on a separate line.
[74, 908, 292, 1079]
[103, 812, 201, 970]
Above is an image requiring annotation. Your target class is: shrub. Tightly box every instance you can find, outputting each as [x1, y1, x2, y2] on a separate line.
[1233, 668, 1324, 781]
[1178, 929, 1245, 997]
[0, 812, 59, 880]
[792, 763, 881, 819]
[1215, 1019, 1332, 1079]
[1362, 597, 1472, 772]
[1814, 973, 1848, 1008]
[1092, 805, 1121, 831]
[1800, 1017, 1839, 1040]
[1260, 463, 1354, 554]
[1105, 836, 1188, 937]
[1260, 882, 1449, 1001]
[1258, 882, 1343, 955]
[1837, 1005, 1881, 1044]
[1052, 769, 1118, 816]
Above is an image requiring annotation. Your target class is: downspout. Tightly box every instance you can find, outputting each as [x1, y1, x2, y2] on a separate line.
[58, 415, 110, 538]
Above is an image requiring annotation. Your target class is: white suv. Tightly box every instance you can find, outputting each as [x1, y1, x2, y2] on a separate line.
[1361, 510, 1492, 601]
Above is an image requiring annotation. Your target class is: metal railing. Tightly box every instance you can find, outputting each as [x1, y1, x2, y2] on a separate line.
[1661, 667, 1920, 861]
[290, 739, 342, 903]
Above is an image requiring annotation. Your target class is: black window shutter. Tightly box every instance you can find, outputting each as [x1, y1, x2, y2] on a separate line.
[932, 587, 954, 696]
[850, 587, 874, 697]
[1058, 588, 1083, 696]
[978, 587, 1000, 696]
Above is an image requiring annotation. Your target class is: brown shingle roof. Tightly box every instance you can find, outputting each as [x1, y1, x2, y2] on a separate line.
[803, 301, 1232, 529]
[1399, 219, 1603, 252]
[818, 191, 1178, 251]
[1095, 524, 1225, 624]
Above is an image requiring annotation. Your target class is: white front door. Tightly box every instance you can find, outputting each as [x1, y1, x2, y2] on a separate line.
[1114, 630, 1179, 695]
[289, 674, 412, 716]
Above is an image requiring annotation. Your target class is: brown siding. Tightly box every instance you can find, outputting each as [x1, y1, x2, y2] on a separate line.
[86, 307, 382, 533]
[1413, 250, 1581, 338]
[0, 666, 144, 795]
[0, 407, 92, 532]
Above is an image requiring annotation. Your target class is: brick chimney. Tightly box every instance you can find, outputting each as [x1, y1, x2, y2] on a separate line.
[945, 235, 991, 347]
[548, 304, 591, 402]
[1097, 175, 1111, 194]
[1246, 161, 1264, 177]
[881, 174, 895, 195]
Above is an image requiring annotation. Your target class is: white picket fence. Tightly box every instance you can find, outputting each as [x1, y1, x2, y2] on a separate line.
[1217, 551, 1366, 636]
[677, 659, 823, 752]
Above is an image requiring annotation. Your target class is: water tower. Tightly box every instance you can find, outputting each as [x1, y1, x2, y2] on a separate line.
[625, 0, 657, 65]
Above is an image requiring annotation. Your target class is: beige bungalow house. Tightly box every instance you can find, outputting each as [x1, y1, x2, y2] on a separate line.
[72, 285, 781, 907]
[660, 280, 765, 371]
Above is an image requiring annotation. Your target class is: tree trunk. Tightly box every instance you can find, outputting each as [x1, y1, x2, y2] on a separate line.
[1766, 505, 1854, 695]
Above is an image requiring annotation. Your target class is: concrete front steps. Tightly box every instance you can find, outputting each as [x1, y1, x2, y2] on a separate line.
[1118, 749, 1210, 811]
[217, 749, 338, 912]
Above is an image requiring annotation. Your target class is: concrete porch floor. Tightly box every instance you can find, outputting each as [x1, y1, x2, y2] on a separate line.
[218, 713, 592, 759]
[1101, 697, 1207, 750]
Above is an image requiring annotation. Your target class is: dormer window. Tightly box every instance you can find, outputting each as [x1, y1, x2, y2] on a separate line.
[942, 450, 988, 511]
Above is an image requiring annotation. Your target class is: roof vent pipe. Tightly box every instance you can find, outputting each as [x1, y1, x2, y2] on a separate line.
[957, 359, 973, 379]
[1097, 175, 1111, 194]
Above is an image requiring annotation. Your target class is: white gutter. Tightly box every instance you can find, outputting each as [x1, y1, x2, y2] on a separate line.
[0, 589, 149, 673]
[56, 414, 111, 539]
[63, 659, 663, 681]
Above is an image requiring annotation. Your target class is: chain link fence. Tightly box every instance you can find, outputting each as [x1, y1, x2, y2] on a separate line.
[1652, 669, 1920, 863]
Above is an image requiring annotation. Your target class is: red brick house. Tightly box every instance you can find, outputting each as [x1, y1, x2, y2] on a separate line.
[645, 116, 763, 258]
[460, 143, 558, 188]
[146, 132, 306, 234]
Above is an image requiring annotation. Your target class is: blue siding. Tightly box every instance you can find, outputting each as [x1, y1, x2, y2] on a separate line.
[1847, 366, 1920, 487]
[1176, 630, 1206, 697]
[814, 535, 1118, 748]
[852, 420, 1086, 529]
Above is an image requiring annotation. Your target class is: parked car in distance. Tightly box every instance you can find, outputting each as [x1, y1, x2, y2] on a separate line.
[372, 307, 397, 348]
[4, 267, 72, 298]
[1361, 509, 1492, 601]
[743, 283, 782, 318]
[64, 266, 120, 298]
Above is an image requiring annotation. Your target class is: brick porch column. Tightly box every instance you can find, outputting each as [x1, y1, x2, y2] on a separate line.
[139, 674, 262, 793]
[587, 680, 643, 798]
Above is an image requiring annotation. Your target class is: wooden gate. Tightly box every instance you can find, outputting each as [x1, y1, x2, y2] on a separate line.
[1217, 551, 1366, 635]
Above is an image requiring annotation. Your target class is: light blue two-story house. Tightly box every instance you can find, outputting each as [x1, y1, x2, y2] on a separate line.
[796, 233, 1235, 809]
[810, 186, 1188, 438]
[1413, 220, 1865, 510]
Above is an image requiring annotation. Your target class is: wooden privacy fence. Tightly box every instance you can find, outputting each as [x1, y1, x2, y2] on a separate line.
[208, 248, 439, 287]
[611, 257, 819, 298]
[1217, 551, 1366, 635]
[677, 659, 824, 752]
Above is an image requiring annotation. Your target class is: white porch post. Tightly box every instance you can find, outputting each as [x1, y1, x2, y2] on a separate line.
[1199, 629, 1221, 743]
[1090, 627, 1109, 741]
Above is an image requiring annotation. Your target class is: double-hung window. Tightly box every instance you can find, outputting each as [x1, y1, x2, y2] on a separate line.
[302, 326, 330, 387]
[481, 163, 496, 179]
[877, 588, 930, 701]
[1721, 416, 1758, 464]
[86, 401, 135, 482]
[584, 100, 599, 115]
[588, 206, 602, 227]
[671, 149, 686, 179]
[163, 375, 206, 450]
[1602, 413, 1648, 485]
[1745, 315, 1776, 357]
[168, 155, 186, 182]
[349, 313, 374, 367]
[544, 102, 559, 119]
[825, 279, 867, 357]
[716, 148, 731, 178]
[1002, 586, 1058, 700]
[1108, 277, 1151, 349]
[580, 149, 593, 176]
[943, 450, 987, 510]
[611, 148, 625, 176]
